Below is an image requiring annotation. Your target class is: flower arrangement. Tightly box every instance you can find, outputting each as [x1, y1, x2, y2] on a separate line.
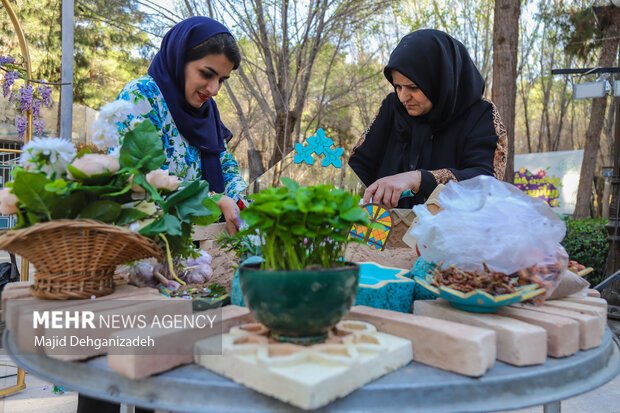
[235, 177, 371, 270]
[0, 100, 222, 290]
[1, 55, 53, 139]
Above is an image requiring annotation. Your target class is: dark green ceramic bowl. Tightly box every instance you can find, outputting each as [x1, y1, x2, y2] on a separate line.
[239, 261, 360, 344]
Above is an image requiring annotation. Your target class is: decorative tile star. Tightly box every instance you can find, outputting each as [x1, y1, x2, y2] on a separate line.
[321, 147, 343, 168]
[293, 142, 314, 165]
[306, 128, 334, 156]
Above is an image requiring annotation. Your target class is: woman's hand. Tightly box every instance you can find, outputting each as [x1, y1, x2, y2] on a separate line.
[217, 195, 242, 235]
[363, 171, 421, 209]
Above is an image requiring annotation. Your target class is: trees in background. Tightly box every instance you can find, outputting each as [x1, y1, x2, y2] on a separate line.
[1, 0, 153, 108]
[492, 0, 520, 183]
[3, 0, 619, 217]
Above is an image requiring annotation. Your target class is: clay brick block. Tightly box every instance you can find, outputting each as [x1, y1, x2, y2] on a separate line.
[496, 306, 579, 357]
[586, 289, 601, 298]
[346, 305, 495, 377]
[511, 303, 602, 350]
[6, 285, 160, 332]
[562, 296, 608, 310]
[542, 300, 607, 327]
[108, 305, 256, 379]
[414, 300, 547, 366]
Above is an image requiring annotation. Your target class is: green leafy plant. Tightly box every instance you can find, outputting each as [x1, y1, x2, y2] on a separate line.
[4, 119, 220, 260]
[235, 177, 371, 271]
[561, 217, 609, 285]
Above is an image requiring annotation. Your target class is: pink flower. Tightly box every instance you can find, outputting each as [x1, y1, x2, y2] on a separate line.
[146, 169, 180, 191]
[0, 188, 19, 215]
[537, 170, 546, 178]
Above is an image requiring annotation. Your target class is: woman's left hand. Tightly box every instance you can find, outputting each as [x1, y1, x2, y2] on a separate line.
[363, 171, 421, 209]
[217, 195, 242, 235]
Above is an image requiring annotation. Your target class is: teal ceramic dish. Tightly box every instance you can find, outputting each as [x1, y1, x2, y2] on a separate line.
[239, 261, 360, 344]
[415, 274, 545, 313]
[354, 262, 415, 313]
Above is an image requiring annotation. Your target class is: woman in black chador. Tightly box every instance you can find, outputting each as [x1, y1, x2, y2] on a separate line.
[349, 29, 507, 209]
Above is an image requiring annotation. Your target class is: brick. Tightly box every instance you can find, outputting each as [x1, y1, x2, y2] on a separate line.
[6, 284, 159, 332]
[586, 289, 601, 298]
[496, 306, 579, 357]
[511, 303, 602, 350]
[108, 305, 256, 379]
[542, 300, 607, 327]
[414, 300, 547, 366]
[346, 305, 495, 377]
[562, 296, 608, 310]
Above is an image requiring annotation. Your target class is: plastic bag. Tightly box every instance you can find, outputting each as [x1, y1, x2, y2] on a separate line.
[410, 175, 567, 298]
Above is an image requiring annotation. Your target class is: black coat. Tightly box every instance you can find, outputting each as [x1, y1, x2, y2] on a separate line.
[348, 29, 506, 208]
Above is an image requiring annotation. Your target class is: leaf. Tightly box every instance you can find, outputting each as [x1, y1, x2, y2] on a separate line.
[281, 177, 299, 192]
[139, 214, 182, 237]
[11, 171, 59, 219]
[76, 147, 92, 158]
[116, 208, 148, 226]
[77, 200, 122, 222]
[51, 192, 88, 219]
[119, 120, 166, 172]
[131, 173, 161, 202]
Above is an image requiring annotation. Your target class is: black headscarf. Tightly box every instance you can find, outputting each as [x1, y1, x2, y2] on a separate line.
[148, 16, 233, 193]
[377, 29, 485, 183]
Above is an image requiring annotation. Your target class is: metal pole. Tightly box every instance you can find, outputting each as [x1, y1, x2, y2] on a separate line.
[60, 0, 74, 141]
[606, 96, 620, 276]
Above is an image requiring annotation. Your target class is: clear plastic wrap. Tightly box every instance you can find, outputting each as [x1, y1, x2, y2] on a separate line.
[410, 175, 567, 299]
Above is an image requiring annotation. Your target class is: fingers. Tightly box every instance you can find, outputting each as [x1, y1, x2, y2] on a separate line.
[363, 184, 377, 204]
[225, 218, 238, 236]
[390, 190, 401, 209]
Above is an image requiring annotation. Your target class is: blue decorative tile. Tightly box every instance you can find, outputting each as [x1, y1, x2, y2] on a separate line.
[354, 262, 415, 313]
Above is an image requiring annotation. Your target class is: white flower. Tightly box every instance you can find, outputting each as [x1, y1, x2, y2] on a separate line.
[98, 99, 134, 124]
[134, 201, 158, 216]
[146, 169, 181, 191]
[20, 137, 76, 178]
[0, 188, 18, 215]
[129, 218, 155, 233]
[68, 154, 120, 180]
[91, 118, 121, 150]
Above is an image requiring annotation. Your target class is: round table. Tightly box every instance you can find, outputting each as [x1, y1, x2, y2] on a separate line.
[5, 329, 620, 413]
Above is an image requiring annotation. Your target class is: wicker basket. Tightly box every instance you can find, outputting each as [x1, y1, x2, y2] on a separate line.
[0, 219, 162, 299]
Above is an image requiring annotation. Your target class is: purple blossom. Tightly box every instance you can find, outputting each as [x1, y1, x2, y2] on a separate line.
[18, 84, 34, 113]
[32, 98, 41, 119]
[0, 55, 16, 65]
[33, 118, 45, 137]
[38, 84, 52, 107]
[2, 71, 19, 98]
[14, 115, 27, 141]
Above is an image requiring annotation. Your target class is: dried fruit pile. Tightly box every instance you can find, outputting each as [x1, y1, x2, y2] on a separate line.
[431, 263, 516, 296]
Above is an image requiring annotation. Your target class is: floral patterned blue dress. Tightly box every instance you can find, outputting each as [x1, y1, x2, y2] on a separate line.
[111, 75, 247, 201]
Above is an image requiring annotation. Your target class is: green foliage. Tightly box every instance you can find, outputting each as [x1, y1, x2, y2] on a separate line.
[236, 177, 370, 271]
[10, 119, 220, 258]
[561, 217, 609, 285]
[1, 0, 153, 108]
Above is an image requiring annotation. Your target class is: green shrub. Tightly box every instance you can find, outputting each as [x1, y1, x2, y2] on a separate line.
[561, 217, 609, 285]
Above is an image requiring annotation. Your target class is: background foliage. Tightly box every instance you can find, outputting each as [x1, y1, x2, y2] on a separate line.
[561, 217, 610, 285]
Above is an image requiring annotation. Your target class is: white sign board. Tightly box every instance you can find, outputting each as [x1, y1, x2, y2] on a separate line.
[514, 150, 584, 215]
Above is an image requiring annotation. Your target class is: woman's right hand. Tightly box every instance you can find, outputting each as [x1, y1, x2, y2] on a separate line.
[363, 171, 421, 209]
[216, 195, 242, 235]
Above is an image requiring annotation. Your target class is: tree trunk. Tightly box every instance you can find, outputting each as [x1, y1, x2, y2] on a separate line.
[573, 8, 620, 219]
[492, 0, 520, 183]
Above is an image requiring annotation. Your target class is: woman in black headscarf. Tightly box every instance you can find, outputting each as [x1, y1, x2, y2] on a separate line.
[349, 29, 507, 209]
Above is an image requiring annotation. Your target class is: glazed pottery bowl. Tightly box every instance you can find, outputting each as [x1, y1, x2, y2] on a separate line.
[239, 261, 360, 344]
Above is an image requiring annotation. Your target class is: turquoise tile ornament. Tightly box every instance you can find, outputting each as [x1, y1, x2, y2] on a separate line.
[292, 128, 343, 168]
[354, 262, 415, 313]
[231, 256, 265, 307]
[408, 258, 440, 301]
[293, 142, 314, 165]
[321, 147, 344, 168]
[415, 272, 545, 313]
[306, 128, 334, 155]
